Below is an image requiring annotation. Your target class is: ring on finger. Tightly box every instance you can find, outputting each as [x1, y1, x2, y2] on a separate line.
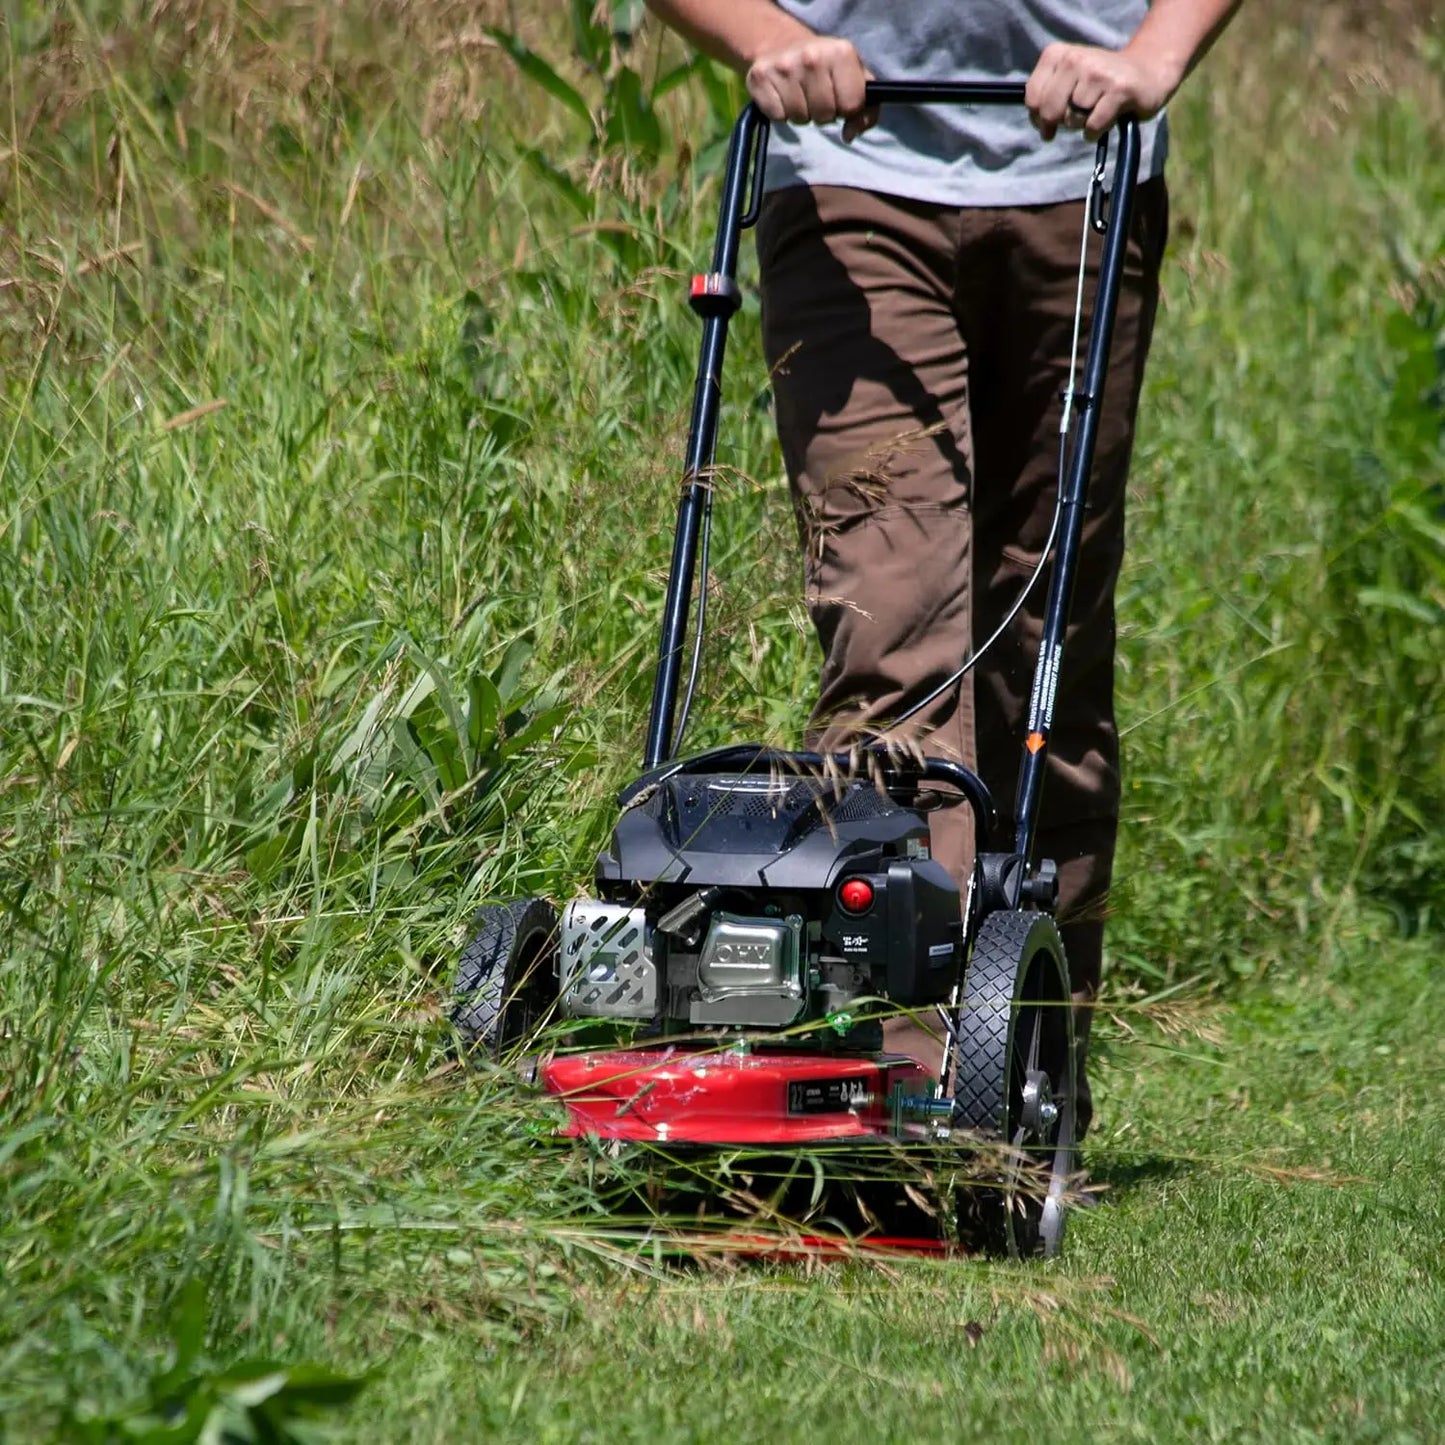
[1065, 100, 1089, 127]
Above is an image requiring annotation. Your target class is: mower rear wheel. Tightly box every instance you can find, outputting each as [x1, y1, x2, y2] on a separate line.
[951, 909, 1076, 1258]
[451, 898, 559, 1056]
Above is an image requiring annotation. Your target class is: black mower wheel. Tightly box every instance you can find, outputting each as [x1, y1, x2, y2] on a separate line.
[951, 909, 1076, 1258]
[451, 898, 559, 1056]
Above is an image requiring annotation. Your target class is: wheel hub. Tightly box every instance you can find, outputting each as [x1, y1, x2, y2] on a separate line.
[1020, 1068, 1059, 1143]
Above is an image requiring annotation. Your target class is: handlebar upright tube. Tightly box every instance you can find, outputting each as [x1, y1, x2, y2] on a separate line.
[1011, 118, 1141, 866]
[642, 106, 767, 770]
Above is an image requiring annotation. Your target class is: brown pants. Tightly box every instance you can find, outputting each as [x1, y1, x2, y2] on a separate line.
[757, 179, 1167, 1078]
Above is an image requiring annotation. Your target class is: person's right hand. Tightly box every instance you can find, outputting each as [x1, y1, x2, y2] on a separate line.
[746, 36, 878, 141]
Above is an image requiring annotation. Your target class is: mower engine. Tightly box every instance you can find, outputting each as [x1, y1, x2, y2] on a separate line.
[557, 770, 962, 1038]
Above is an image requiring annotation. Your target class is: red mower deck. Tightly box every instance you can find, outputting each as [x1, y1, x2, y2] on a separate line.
[542, 1048, 938, 1146]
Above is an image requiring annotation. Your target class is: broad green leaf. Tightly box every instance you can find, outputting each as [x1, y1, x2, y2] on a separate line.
[330, 688, 391, 771]
[389, 716, 438, 805]
[603, 66, 662, 159]
[244, 826, 298, 883]
[569, 0, 610, 72]
[263, 1363, 371, 1409]
[1392, 501, 1445, 553]
[483, 28, 594, 130]
[468, 673, 502, 756]
[412, 650, 468, 769]
[426, 728, 467, 796]
[169, 1280, 208, 1376]
[500, 702, 568, 756]
[290, 743, 318, 792]
[214, 1366, 290, 1409]
[696, 56, 747, 131]
[654, 55, 706, 100]
[494, 637, 534, 702]
[394, 665, 438, 721]
[1357, 586, 1442, 624]
[519, 148, 592, 218]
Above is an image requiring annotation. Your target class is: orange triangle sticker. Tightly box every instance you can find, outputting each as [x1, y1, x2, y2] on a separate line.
[1026, 732, 1045, 754]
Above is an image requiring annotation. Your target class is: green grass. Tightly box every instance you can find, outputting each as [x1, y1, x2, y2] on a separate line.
[1, 2, 1442, 1439]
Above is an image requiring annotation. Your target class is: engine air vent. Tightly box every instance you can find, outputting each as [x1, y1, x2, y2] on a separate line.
[829, 784, 900, 825]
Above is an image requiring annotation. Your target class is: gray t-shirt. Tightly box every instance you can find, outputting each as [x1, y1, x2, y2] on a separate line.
[764, 1, 1167, 206]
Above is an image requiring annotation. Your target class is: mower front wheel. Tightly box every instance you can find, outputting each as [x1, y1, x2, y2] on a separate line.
[451, 898, 559, 1057]
[951, 909, 1077, 1258]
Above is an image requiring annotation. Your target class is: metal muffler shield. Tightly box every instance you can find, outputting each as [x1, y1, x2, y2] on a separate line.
[696, 914, 798, 999]
[690, 912, 804, 1027]
[559, 901, 657, 1020]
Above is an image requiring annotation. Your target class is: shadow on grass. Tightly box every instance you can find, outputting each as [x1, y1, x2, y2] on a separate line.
[1084, 1150, 1196, 1203]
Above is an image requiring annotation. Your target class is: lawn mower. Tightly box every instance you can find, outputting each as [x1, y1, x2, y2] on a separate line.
[453, 83, 1144, 1257]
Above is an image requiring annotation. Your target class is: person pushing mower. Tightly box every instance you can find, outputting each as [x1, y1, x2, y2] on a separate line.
[640, 0, 1243, 1135]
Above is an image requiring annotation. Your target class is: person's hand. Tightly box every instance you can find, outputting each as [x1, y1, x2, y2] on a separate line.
[746, 36, 878, 142]
[1025, 41, 1182, 141]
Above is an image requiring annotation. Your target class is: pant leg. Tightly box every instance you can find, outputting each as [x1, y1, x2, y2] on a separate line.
[964, 179, 1169, 1133]
[757, 184, 977, 874]
[757, 184, 974, 1066]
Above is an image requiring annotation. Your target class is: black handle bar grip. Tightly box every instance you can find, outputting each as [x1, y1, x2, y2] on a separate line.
[863, 80, 1028, 106]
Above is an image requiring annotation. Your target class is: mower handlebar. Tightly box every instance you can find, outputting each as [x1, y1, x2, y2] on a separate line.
[863, 80, 1029, 106]
[642, 80, 1142, 778]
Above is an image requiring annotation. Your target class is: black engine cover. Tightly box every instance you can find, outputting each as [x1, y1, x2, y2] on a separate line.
[596, 772, 962, 1005]
[597, 773, 924, 890]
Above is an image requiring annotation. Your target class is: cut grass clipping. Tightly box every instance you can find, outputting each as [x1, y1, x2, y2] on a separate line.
[2, 2, 1442, 1441]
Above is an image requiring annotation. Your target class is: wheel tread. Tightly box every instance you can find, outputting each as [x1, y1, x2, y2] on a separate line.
[949, 909, 1076, 1258]
[952, 911, 1056, 1133]
[452, 897, 558, 1053]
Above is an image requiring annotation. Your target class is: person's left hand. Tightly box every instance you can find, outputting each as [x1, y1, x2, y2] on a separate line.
[1025, 41, 1181, 141]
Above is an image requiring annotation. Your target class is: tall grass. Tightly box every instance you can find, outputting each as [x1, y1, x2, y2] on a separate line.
[1, 0, 1442, 1434]
[1108, 14, 1445, 970]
